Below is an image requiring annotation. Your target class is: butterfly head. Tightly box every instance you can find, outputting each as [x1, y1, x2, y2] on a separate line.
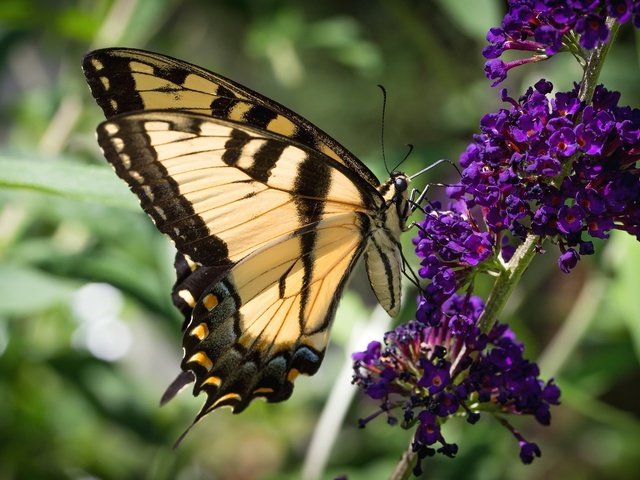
[392, 172, 409, 194]
[380, 172, 411, 233]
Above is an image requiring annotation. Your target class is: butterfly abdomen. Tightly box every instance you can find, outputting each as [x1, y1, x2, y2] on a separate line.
[362, 174, 410, 317]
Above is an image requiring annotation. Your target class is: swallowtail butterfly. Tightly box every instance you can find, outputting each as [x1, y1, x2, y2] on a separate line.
[83, 48, 411, 436]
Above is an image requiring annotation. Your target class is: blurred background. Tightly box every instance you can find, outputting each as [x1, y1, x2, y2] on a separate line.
[1, 1, 640, 479]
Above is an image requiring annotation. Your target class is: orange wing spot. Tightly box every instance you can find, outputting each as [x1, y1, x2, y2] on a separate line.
[202, 376, 221, 387]
[287, 368, 300, 382]
[187, 351, 213, 371]
[203, 293, 219, 311]
[189, 322, 209, 341]
[210, 393, 241, 410]
[252, 387, 275, 395]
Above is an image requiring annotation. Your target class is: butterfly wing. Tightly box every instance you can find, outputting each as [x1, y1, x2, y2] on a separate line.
[96, 110, 380, 422]
[83, 48, 409, 431]
[83, 48, 380, 188]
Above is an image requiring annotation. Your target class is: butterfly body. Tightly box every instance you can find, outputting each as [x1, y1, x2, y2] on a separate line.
[83, 48, 409, 426]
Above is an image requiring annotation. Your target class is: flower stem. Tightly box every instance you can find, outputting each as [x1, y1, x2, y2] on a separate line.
[390, 436, 417, 480]
[477, 234, 538, 333]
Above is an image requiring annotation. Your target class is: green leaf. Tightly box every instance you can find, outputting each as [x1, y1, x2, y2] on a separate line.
[0, 156, 137, 211]
[0, 263, 77, 315]
[435, 0, 501, 40]
[608, 232, 640, 362]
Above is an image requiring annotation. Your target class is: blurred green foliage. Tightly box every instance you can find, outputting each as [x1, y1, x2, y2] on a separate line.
[0, 1, 639, 479]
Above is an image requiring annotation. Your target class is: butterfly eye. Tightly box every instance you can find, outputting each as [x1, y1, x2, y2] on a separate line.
[394, 176, 408, 193]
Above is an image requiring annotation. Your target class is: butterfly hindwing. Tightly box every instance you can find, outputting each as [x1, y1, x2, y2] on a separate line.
[169, 214, 368, 419]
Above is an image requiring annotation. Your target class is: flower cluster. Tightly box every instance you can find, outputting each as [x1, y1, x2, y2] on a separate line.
[449, 80, 640, 272]
[412, 201, 496, 325]
[351, 1, 640, 476]
[352, 294, 561, 474]
[484, 0, 640, 85]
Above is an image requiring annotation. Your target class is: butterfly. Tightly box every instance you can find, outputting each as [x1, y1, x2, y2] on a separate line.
[82, 48, 413, 435]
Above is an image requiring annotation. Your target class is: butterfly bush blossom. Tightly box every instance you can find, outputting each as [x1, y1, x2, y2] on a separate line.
[352, 1, 640, 476]
[354, 198, 563, 472]
[484, 0, 640, 85]
[450, 80, 640, 273]
[353, 295, 561, 472]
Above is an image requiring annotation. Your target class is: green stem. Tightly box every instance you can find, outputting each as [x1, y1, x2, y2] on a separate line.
[390, 436, 417, 480]
[476, 235, 538, 333]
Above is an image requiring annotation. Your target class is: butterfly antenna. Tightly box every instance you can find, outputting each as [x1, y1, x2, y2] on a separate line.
[391, 143, 415, 174]
[377, 84, 391, 176]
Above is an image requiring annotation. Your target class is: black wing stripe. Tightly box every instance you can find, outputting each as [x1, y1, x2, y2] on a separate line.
[242, 139, 286, 183]
[97, 121, 234, 268]
[243, 105, 278, 129]
[210, 85, 240, 118]
[293, 155, 331, 326]
[221, 129, 251, 166]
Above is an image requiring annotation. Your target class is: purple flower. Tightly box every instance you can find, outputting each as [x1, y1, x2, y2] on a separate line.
[413, 202, 496, 324]
[557, 205, 584, 233]
[549, 127, 578, 156]
[352, 295, 560, 467]
[461, 233, 493, 265]
[352, 341, 381, 364]
[586, 215, 614, 238]
[519, 441, 542, 464]
[415, 412, 440, 445]
[450, 81, 640, 271]
[418, 363, 450, 394]
[484, 59, 508, 86]
[535, 24, 564, 54]
[483, 1, 640, 84]
[558, 248, 580, 273]
[575, 14, 611, 49]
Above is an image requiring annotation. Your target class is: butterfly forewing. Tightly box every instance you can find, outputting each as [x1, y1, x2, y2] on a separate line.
[83, 48, 381, 187]
[83, 48, 409, 435]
